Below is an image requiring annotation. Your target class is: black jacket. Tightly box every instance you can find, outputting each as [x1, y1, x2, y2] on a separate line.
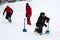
[36, 16, 50, 27]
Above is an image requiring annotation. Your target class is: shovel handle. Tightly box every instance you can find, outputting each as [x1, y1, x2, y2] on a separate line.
[24, 18, 25, 29]
[47, 22, 49, 29]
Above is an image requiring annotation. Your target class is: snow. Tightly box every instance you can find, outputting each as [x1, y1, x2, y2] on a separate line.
[0, 0, 60, 40]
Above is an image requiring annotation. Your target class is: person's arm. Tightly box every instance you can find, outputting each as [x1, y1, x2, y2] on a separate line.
[10, 7, 13, 13]
[45, 16, 50, 23]
[26, 6, 28, 17]
[11, 9, 13, 13]
[3, 8, 6, 15]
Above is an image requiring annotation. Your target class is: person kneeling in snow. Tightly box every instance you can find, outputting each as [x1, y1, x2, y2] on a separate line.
[3, 5, 13, 23]
[35, 12, 50, 35]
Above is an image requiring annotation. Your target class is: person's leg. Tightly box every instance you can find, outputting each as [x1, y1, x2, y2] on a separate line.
[8, 13, 12, 22]
[9, 13, 12, 19]
[39, 27, 42, 35]
[5, 13, 9, 20]
[27, 17, 31, 25]
[34, 28, 39, 32]
[38, 25, 43, 35]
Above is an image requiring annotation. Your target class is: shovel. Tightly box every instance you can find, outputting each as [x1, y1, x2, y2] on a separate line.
[23, 18, 27, 32]
[45, 22, 50, 34]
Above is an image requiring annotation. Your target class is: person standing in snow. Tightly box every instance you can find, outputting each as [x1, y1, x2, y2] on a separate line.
[3, 5, 13, 23]
[35, 12, 50, 35]
[26, 3, 32, 25]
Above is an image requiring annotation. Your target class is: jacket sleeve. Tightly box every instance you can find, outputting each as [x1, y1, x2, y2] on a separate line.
[3, 8, 6, 15]
[37, 17, 42, 24]
[11, 8, 13, 13]
[26, 6, 28, 17]
[36, 17, 40, 27]
[45, 16, 50, 23]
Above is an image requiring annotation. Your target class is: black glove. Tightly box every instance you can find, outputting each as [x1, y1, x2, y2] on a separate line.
[46, 20, 49, 23]
[26, 14, 27, 17]
[3, 13, 4, 15]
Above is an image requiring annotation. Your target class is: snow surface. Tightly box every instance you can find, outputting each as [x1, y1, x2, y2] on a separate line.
[0, 0, 60, 40]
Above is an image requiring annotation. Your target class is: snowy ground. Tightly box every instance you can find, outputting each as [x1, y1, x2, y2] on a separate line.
[0, 0, 60, 40]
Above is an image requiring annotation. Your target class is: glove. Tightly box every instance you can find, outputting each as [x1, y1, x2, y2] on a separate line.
[26, 14, 27, 17]
[3, 13, 4, 15]
[46, 20, 49, 23]
[46, 18, 50, 23]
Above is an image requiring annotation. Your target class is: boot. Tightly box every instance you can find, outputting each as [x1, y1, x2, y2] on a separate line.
[8, 18, 12, 23]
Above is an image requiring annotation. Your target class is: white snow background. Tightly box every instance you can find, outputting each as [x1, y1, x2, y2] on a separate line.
[0, 0, 60, 40]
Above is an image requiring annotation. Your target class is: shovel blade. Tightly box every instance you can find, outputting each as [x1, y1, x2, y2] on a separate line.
[45, 30, 50, 34]
[23, 29, 27, 32]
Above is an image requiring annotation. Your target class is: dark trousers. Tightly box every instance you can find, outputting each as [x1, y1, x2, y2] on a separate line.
[39, 27, 42, 33]
[35, 27, 42, 33]
[5, 12, 12, 20]
[35, 25, 44, 33]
